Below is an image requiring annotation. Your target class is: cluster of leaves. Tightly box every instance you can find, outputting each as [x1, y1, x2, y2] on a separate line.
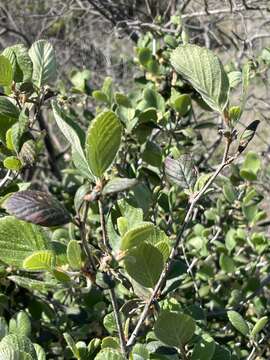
[0, 26, 269, 360]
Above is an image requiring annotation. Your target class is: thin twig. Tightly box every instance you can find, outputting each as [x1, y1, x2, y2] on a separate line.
[98, 199, 111, 251]
[126, 139, 235, 349]
[109, 287, 128, 357]
[79, 201, 96, 271]
[0, 170, 12, 189]
[98, 196, 127, 357]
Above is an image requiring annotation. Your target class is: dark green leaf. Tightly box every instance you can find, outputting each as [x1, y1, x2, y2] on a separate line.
[103, 178, 138, 195]
[191, 333, 216, 360]
[154, 310, 196, 347]
[124, 242, 163, 288]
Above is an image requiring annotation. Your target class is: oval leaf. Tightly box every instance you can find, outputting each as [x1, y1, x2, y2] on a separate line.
[9, 311, 31, 338]
[4, 190, 71, 227]
[29, 40, 56, 88]
[154, 310, 196, 347]
[165, 155, 197, 190]
[251, 316, 268, 337]
[103, 177, 138, 196]
[52, 100, 94, 180]
[86, 111, 122, 178]
[227, 310, 249, 336]
[171, 45, 229, 113]
[124, 242, 163, 288]
[67, 240, 82, 270]
[191, 333, 216, 360]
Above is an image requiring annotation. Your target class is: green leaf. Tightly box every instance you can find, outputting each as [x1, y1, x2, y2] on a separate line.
[103, 312, 120, 335]
[52, 100, 94, 180]
[228, 71, 241, 88]
[154, 310, 196, 347]
[138, 48, 152, 66]
[23, 250, 56, 271]
[9, 311, 31, 338]
[227, 310, 249, 336]
[0, 55, 13, 87]
[164, 35, 178, 48]
[238, 121, 260, 154]
[64, 332, 80, 359]
[0, 318, 8, 341]
[0, 216, 51, 268]
[95, 348, 125, 360]
[132, 344, 149, 360]
[11, 107, 29, 153]
[67, 240, 82, 270]
[33, 344, 46, 360]
[86, 111, 122, 178]
[219, 254, 235, 273]
[0, 334, 37, 360]
[223, 183, 236, 203]
[164, 155, 197, 191]
[191, 333, 216, 360]
[240, 151, 261, 181]
[3, 44, 33, 82]
[8, 275, 55, 293]
[101, 337, 119, 350]
[228, 106, 241, 123]
[29, 40, 57, 88]
[102, 77, 113, 105]
[70, 69, 91, 93]
[171, 45, 229, 113]
[194, 173, 212, 193]
[103, 178, 138, 195]
[3, 156, 22, 171]
[19, 140, 37, 167]
[142, 141, 162, 168]
[4, 190, 71, 227]
[0, 96, 19, 143]
[171, 94, 191, 116]
[114, 93, 132, 108]
[120, 222, 160, 250]
[139, 88, 165, 112]
[124, 242, 163, 288]
[212, 345, 231, 360]
[117, 199, 144, 231]
[138, 108, 157, 124]
[251, 316, 268, 337]
[0, 348, 34, 360]
[92, 90, 109, 104]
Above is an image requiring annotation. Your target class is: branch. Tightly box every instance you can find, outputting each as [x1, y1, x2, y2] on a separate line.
[126, 137, 236, 349]
[0, 170, 12, 190]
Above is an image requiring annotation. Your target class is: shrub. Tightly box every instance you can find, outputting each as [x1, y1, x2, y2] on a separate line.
[0, 34, 269, 359]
